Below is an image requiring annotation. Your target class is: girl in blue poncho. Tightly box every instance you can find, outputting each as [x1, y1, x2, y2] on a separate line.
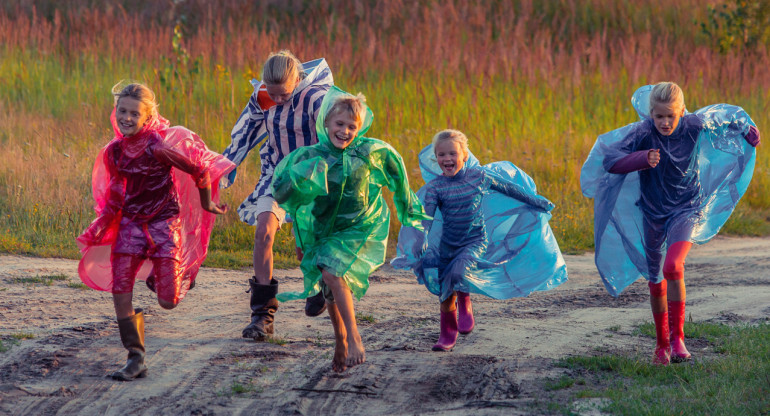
[271, 87, 429, 372]
[582, 82, 760, 365]
[393, 130, 567, 352]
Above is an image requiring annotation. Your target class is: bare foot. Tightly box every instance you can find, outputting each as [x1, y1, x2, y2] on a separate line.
[345, 334, 365, 368]
[332, 338, 348, 373]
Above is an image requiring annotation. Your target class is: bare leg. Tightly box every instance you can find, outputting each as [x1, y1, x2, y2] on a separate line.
[326, 302, 348, 373]
[113, 292, 135, 319]
[322, 269, 365, 369]
[253, 212, 279, 284]
[667, 278, 686, 302]
[440, 292, 457, 313]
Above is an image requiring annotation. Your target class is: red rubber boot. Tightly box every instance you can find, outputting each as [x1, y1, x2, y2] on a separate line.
[668, 300, 691, 362]
[652, 311, 671, 365]
[456, 292, 475, 334]
[432, 310, 458, 351]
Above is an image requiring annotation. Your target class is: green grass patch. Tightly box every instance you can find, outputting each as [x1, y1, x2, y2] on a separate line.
[265, 336, 288, 346]
[6, 274, 68, 286]
[553, 322, 770, 415]
[0, 338, 18, 353]
[356, 313, 376, 324]
[67, 281, 89, 290]
[10, 332, 34, 340]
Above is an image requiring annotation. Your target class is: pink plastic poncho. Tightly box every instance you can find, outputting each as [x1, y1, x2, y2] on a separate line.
[77, 111, 235, 294]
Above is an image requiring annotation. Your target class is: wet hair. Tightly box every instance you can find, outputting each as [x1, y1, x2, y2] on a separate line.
[112, 82, 158, 119]
[262, 50, 305, 85]
[650, 82, 685, 113]
[432, 129, 469, 158]
[325, 92, 367, 128]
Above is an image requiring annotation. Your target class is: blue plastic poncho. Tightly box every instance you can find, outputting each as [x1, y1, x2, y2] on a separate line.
[391, 145, 568, 301]
[581, 85, 757, 296]
[271, 87, 430, 301]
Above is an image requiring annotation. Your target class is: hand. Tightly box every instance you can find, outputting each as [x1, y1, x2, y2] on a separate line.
[647, 149, 660, 168]
[745, 125, 760, 147]
[202, 202, 229, 215]
[296, 247, 304, 261]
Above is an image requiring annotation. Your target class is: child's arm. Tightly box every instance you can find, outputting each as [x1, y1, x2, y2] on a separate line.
[485, 170, 554, 212]
[380, 146, 432, 229]
[154, 141, 229, 214]
[696, 104, 760, 150]
[607, 149, 660, 173]
[220, 89, 269, 186]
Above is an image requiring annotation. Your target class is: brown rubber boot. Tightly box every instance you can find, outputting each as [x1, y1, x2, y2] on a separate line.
[111, 308, 148, 381]
[242, 277, 279, 340]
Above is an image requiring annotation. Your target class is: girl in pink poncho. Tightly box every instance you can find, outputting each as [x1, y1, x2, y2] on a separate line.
[77, 83, 234, 381]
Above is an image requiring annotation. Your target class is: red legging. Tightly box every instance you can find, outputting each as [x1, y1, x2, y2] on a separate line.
[649, 241, 692, 294]
[111, 254, 185, 306]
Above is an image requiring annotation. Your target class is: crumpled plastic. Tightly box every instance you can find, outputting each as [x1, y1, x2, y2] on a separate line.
[271, 86, 430, 301]
[581, 85, 757, 296]
[391, 144, 568, 301]
[77, 110, 235, 293]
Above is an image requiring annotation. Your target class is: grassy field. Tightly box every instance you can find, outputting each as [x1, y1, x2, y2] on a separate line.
[1, 0, 769, 269]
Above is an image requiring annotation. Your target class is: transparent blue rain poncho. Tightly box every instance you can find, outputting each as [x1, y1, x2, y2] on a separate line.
[581, 85, 757, 297]
[391, 145, 568, 301]
[271, 87, 430, 301]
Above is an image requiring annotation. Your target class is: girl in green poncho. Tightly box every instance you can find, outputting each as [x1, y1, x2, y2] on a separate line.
[271, 87, 429, 372]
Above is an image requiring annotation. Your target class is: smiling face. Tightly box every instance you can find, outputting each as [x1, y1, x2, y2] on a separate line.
[115, 97, 150, 137]
[326, 111, 361, 150]
[265, 76, 299, 105]
[435, 139, 467, 177]
[651, 102, 684, 136]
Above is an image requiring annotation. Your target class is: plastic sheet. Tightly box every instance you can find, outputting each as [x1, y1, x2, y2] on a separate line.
[271, 86, 430, 301]
[220, 58, 334, 226]
[391, 144, 568, 301]
[581, 85, 757, 296]
[77, 111, 235, 294]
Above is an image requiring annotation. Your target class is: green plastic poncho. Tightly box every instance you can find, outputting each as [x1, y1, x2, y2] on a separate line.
[272, 87, 430, 301]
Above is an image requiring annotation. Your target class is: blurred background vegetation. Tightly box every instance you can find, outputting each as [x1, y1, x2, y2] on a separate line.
[1, 0, 768, 269]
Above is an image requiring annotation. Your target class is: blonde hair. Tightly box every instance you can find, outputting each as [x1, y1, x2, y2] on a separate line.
[112, 81, 158, 119]
[650, 82, 685, 112]
[432, 129, 469, 157]
[326, 93, 367, 127]
[262, 50, 304, 85]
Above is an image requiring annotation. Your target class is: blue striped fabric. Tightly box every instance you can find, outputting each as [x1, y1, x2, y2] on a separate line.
[221, 58, 334, 225]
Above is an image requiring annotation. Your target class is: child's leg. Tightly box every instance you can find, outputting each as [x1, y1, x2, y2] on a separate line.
[152, 257, 184, 310]
[433, 292, 459, 351]
[243, 211, 282, 339]
[456, 291, 475, 334]
[110, 253, 148, 380]
[326, 301, 348, 373]
[643, 218, 670, 364]
[663, 241, 693, 362]
[321, 269, 365, 369]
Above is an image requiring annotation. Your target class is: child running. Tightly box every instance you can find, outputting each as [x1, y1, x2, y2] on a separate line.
[392, 129, 568, 351]
[271, 87, 430, 372]
[581, 82, 760, 365]
[221, 50, 333, 340]
[77, 82, 234, 380]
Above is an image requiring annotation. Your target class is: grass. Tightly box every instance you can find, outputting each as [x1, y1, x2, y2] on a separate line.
[551, 321, 770, 415]
[6, 274, 68, 286]
[355, 313, 376, 324]
[1, 2, 770, 268]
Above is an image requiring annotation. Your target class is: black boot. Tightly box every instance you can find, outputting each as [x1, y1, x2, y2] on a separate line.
[242, 277, 279, 340]
[111, 308, 148, 381]
[305, 291, 327, 317]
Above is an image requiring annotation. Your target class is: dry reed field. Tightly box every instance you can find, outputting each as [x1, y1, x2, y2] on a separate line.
[0, 0, 769, 265]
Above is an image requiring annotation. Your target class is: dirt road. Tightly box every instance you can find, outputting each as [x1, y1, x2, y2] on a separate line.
[1, 236, 768, 415]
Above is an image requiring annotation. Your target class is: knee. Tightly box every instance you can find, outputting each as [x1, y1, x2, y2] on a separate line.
[321, 270, 342, 289]
[254, 226, 276, 249]
[648, 280, 667, 297]
[158, 298, 179, 310]
[662, 260, 685, 279]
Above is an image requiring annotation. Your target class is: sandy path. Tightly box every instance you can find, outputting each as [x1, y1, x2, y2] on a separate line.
[0, 236, 768, 415]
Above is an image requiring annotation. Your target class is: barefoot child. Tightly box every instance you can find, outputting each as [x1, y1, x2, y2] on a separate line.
[77, 82, 234, 380]
[271, 87, 429, 372]
[221, 50, 333, 340]
[581, 82, 760, 364]
[392, 130, 567, 351]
